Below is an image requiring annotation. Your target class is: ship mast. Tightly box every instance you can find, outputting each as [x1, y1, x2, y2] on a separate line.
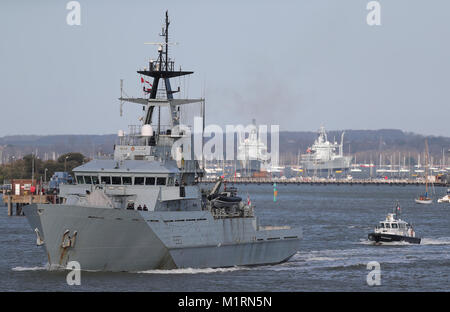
[119, 11, 203, 144]
[164, 10, 169, 79]
[117, 11, 205, 183]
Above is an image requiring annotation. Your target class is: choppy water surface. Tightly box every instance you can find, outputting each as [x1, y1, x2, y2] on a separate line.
[1, 184, 449, 291]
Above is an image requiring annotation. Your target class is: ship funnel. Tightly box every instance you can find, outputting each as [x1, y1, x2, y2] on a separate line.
[141, 125, 153, 137]
[340, 131, 345, 156]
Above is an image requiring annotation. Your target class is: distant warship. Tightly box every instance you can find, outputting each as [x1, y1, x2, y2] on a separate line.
[23, 12, 301, 272]
[300, 126, 352, 173]
[236, 119, 268, 176]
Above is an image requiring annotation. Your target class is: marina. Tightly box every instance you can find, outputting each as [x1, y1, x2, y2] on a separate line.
[199, 177, 449, 187]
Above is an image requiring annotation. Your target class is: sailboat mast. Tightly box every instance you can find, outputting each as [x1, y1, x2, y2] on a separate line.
[425, 139, 429, 194]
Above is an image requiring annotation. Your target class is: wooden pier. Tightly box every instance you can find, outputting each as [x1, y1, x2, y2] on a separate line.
[3, 195, 50, 216]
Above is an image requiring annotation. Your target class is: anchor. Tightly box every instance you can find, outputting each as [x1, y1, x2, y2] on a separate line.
[61, 229, 78, 249]
[59, 229, 78, 266]
[34, 228, 44, 246]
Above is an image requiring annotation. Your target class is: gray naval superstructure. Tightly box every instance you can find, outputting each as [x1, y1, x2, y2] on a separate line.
[300, 126, 352, 173]
[23, 12, 301, 272]
[236, 119, 268, 176]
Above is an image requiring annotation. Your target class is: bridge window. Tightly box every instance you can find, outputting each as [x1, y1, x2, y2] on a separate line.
[111, 176, 121, 185]
[379, 223, 385, 228]
[84, 176, 92, 184]
[391, 223, 398, 229]
[145, 177, 155, 185]
[76, 176, 84, 184]
[156, 177, 166, 185]
[92, 176, 99, 185]
[123, 177, 132, 185]
[385, 223, 391, 228]
[101, 176, 111, 184]
[134, 177, 145, 185]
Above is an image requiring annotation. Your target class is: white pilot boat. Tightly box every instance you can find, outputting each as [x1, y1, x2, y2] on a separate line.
[368, 203, 421, 244]
[437, 189, 450, 203]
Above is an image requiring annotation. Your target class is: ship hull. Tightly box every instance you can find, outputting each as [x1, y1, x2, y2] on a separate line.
[368, 233, 421, 244]
[236, 159, 262, 177]
[23, 204, 301, 272]
[301, 157, 352, 172]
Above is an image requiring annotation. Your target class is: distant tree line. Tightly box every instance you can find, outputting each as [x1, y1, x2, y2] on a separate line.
[0, 153, 86, 183]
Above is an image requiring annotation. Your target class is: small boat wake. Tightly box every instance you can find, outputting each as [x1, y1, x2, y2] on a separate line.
[259, 239, 450, 273]
[358, 239, 414, 246]
[420, 237, 450, 245]
[359, 237, 450, 246]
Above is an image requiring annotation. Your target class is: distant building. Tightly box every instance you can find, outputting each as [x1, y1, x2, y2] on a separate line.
[9, 179, 35, 196]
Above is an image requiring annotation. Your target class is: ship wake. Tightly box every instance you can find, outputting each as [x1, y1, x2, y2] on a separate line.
[136, 266, 249, 275]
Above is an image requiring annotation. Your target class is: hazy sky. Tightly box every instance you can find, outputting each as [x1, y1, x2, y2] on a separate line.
[1, 0, 449, 136]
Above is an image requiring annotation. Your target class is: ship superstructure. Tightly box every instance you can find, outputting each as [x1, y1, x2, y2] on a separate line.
[236, 119, 268, 176]
[23, 12, 301, 271]
[300, 126, 352, 174]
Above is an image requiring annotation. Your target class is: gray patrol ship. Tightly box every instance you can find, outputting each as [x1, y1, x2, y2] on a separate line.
[23, 12, 301, 272]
